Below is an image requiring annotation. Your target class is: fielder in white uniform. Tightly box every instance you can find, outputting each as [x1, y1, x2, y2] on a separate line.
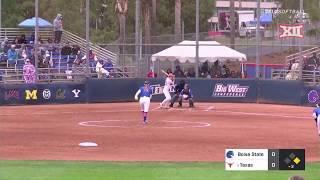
[135, 81, 153, 124]
[160, 73, 174, 108]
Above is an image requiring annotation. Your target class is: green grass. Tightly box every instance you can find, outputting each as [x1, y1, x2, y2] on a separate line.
[0, 161, 319, 180]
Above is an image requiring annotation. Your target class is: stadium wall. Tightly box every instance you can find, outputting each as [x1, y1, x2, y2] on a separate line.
[0, 79, 311, 106]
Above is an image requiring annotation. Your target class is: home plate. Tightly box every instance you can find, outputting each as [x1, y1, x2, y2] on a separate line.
[79, 142, 98, 147]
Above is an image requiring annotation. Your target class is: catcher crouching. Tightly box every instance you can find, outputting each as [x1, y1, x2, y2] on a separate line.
[178, 84, 194, 108]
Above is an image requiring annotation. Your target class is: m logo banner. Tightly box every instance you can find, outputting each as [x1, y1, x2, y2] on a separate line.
[25, 90, 38, 100]
[213, 84, 249, 98]
[279, 24, 304, 38]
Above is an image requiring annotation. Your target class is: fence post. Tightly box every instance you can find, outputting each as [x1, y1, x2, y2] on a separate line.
[59, 53, 61, 74]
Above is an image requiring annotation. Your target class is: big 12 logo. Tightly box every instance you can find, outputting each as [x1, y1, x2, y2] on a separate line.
[279, 24, 304, 38]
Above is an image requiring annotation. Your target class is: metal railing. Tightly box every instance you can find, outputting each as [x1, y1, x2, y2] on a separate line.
[0, 66, 137, 84]
[0, 28, 53, 42]
[0, 28, 118, 65]
[271, 68, 320, 84]
[285, 47, 320, 63]
[62, 31, 118, 64]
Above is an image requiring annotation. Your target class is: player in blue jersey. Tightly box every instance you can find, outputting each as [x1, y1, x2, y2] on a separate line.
[135, 81, 153, 124]
[312, 103, 320, 136]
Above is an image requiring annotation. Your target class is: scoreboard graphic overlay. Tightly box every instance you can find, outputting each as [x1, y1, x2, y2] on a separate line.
[225, 149, 305, 171]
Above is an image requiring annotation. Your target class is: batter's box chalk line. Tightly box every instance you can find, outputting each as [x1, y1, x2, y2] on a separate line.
[78, 120, 211, 129]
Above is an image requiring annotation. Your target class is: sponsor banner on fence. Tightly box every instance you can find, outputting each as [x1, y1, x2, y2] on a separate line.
[150, 84, 175, 95]
[212, 83, 249, 98]
[207, 80, 257, 102]
[0, 83, 86, 105]
[278, 24, 304, 39]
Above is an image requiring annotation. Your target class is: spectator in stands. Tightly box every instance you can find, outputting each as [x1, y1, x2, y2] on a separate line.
[7, 45, 18, 67]
[307, 52, 319, 70]
[174, 65, 185, 77]
[82, 49, 98, 68]
[83, 49, 98, 61]
[61, 41, 72, 56]
[1, 37, 10, 53]
[18, 34, 27, 45]
[147, 67, 157, 78]
[20, 46, 28, 60]
[12, 36, 21, 49]
[123, 67, 129, 77]
[230, 71, 237, 78]
[71, 45, 81, 55]
[96, 59, 110, 78]
[74, 50, 83, 64]
[185, 68, 195, 78]
[45, 37, 54, 52]
[221, 64, 231, 78]
[210, 60, 222, 78]
[200, 60, 209, 75]
[43, 50, 52, 67]
[53, 13, 63, 43]
[23, 59, 36, 83]
[38, 37, 44, 44]
[27, 32, 35, 44]
[103, 59, 113, 72]
[287, 60, 293, 71]
[37, 37, 46, 56]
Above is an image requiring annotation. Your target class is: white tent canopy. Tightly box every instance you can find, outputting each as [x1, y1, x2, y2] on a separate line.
[151, 40, 247, 63]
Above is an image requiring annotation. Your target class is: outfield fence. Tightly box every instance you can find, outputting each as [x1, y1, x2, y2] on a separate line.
[0, 78, 315, 106]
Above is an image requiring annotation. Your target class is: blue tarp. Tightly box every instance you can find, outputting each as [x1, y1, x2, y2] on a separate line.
[250, 13, 273, 25]
[18, 17, 52, 28]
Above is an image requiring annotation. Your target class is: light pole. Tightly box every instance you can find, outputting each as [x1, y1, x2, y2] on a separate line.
[230, 0, 235, 49]
[135, 0, 141, 77]
[86, 0, 90, 77]
[298, 0, 303, 79]
[35, 0, 39, 73]
[195, 0, 199, 77]
[0, 0, 2, 40]
[255, 0, 261, 78]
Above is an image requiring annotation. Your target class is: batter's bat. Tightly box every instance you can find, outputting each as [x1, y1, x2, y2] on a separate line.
[161, 69, 169, 76]
[161, 69, 175, 78]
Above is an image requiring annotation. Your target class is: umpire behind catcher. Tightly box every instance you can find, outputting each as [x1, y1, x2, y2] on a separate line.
[169, 79, 185, 107]
[178, 84, 194, 108]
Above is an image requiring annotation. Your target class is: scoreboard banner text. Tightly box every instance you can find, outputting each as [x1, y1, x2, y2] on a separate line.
[225, 149, 305, 171]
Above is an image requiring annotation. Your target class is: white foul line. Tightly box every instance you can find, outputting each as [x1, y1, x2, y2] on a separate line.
[0, 105, 309, 120]
[204, 106, 215, 112]
[213, 110, 309, 119]
[79, 120, 211, 129]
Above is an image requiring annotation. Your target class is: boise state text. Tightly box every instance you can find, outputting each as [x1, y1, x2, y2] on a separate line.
[213, 83, 249, 97]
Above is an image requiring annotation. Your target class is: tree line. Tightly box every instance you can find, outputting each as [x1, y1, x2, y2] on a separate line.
[1, 0, 214, 44]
